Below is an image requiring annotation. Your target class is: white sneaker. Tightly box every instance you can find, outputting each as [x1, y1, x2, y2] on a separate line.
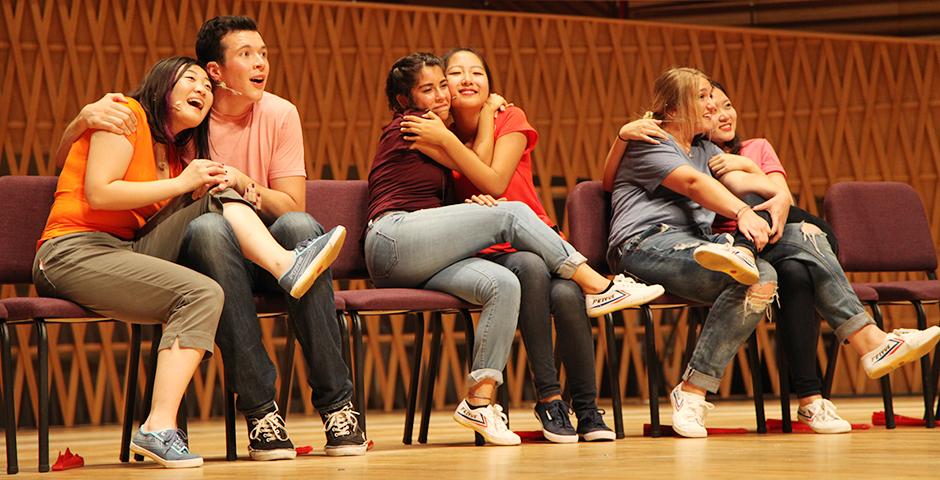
[693, 242, 759, 285]
[669, 384, 713, 438]
[862, 327, 940, 379]
[453, 399, 521, 446]
[797, 398, 852, 434]
[585, 275, 665, 318]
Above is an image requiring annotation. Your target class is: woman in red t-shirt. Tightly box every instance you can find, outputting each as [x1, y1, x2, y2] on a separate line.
[401, 48, 664, 442]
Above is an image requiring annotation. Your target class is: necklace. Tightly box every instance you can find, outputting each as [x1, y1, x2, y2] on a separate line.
[154, 144, 169, 172]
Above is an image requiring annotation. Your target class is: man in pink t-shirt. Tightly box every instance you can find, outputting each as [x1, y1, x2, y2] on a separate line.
[56, 16, 365, 461]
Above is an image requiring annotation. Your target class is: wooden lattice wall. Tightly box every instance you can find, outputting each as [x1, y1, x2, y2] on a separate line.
[2, 0, 940, 427]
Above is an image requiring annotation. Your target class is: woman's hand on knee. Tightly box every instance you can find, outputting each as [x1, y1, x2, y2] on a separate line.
[465, 194, 505, 207]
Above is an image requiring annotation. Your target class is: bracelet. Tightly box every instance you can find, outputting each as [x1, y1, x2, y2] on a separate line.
[734, 205, 751, 220]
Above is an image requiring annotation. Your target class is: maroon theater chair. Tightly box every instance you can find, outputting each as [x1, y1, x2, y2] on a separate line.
[825, 181, 940, 427]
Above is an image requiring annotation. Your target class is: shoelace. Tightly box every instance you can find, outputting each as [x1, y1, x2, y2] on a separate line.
[294, 237, 314, 251]
[324, 404, 360, 437]
[806, 399, 841, 423]
[678, 396, 715, 425]
[489, 404, 511, 432]
[544, 401, 574, 428]
[166, 429, 191, 454]
[249, 411, 290, 442]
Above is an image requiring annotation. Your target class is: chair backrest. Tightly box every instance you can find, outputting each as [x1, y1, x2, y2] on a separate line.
[824, 181, 937, 273]
[0, 175, 58, 284]
[566, 180, 612, 275]
[306, 180, 370, 280]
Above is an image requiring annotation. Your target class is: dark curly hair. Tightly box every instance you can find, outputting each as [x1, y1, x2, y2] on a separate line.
[384, 52, 444, 114]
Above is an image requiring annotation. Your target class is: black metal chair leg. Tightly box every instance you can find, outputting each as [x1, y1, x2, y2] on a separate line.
[338, 311, 351, 371]
[776, 325, 792, 433]
[418, 312, 443, 444]
[603, 313, 625, 439]
[1, 321, 20, 475]
[135, 326, 161, 462]
[278, 320, 296, 418]
[403, 313, 425, 445]
[120, 324, 142, 463]
[747, 331, 766, 433]
[224, 386, 237, 461]
[37, 320, 50, 472]
[914, 302, 935, 428]
[641, 306, 660, 437]
[870, 302, 895, 429]
[351, 312, 366, 433]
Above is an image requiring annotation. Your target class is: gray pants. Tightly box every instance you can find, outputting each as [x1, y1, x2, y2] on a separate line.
[32, 191, 246, 353]
[364, 201, 588, 386]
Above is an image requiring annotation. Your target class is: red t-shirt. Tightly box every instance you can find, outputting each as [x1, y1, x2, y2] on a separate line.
[453, 106, 551, 254]
[367, 112, 452, 221]
[713, 138, 788, 233]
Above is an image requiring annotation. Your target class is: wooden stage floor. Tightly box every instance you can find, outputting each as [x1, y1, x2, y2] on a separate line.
[3, 396, 940, 479]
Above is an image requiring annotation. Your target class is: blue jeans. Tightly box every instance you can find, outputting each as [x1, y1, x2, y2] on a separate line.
[487, 252, 599, 413]
[364, 201, 588, 386]
[760, 222, 874, 343]
[611, 224, 777, 393]
[178, 211, 353, 414]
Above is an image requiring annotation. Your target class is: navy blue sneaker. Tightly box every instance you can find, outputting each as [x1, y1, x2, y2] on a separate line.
[129, 428, 202, 468]
[278, 226, 346, 298]
[534, 400, 577, 443]
[322, 402, 368, 456]
[576, 409, 616, 442]
[247, 402, 296, 461]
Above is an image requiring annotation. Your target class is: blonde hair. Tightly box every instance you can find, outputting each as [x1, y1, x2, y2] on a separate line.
[647, 67, 710, 142]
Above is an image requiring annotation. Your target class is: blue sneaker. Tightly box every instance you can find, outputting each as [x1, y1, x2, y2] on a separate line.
[576, 409, 616, 442]
[129, 428, 202, 468]
[278, 226, 346, 299]
[534, 400, 578, 443]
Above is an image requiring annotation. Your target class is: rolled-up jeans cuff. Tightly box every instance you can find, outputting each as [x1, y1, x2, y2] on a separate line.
[467, 368, 504, 387]
[682, 366, 721, 393]
[556, 251, 587, 279]
[834, 311, 876, 344]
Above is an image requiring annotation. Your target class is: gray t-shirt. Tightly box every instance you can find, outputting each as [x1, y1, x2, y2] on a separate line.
[607, 136, 723, 259]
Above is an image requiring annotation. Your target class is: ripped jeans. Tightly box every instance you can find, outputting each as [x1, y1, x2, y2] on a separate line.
[611, 224, 777, 392]
[760, 222, 875, 343]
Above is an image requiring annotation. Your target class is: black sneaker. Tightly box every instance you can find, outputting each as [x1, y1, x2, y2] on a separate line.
[534, 400, 578, 443]
[576, 408, 616, 442]
[321, 402, 368, 456]
[246, 403, 297, 461]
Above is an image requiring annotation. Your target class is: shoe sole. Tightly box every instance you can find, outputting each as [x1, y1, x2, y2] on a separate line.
[248, 447, 297, 461]
[453, 412, 521, 446]
[693, 247, 759, 285]
[324, 443, 368, 456]
[797, 418, 851, 434]
[289, 226, 347, 299]
[579, 430, 616, 442]
[541, 428, 579, 444]
[586, 284, 665, 318]
[866, 327, 940, 379]
[129, 442, 203, 468]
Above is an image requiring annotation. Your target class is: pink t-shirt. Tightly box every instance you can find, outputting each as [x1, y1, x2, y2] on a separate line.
[208, 92, 307, 187]
[712, 138, 787, 233]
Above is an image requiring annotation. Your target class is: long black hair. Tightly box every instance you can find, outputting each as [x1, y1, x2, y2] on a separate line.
[709, 80, 742, 154]
[128, 56, 211, 168]
[384, 52, 444, 114]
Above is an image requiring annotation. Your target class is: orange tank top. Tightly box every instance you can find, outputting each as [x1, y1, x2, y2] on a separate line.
[39, 98, 178, 246]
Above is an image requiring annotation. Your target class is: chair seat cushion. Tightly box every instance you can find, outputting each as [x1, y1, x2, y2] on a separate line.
[850, 283, 879, 302]
[857, 280, 940, 302]
[336, 288, 476, 312]
[648, 292, 707, 308]
[253, 294, 345, 315]
[0, 296, 102, 321]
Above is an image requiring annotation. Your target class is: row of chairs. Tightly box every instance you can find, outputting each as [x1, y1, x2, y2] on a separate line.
[2, 177, 939, 474]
